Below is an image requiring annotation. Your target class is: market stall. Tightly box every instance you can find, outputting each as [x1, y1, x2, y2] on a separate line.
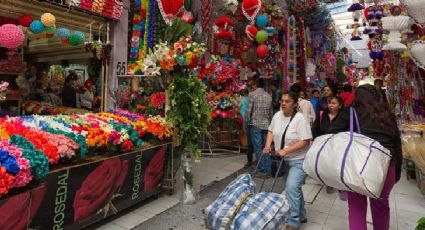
[0, 0, 178, 228]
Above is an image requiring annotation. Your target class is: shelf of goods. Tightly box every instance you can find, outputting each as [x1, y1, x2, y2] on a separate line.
[401, 124, 425, 194]
[0, 109, 175, 229]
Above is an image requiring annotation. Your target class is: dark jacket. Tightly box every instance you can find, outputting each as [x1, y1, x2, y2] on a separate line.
[62, 86, 77, 108]
[327, 108, 402, 182]
[312, 108, 343, 139]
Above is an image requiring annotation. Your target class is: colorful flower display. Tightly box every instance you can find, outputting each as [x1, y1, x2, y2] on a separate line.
[0, 109, 172, 197]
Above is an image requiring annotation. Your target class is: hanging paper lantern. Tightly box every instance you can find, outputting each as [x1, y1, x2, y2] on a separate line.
[74, 31, 85, 41]
[69, 33, 83, 46]
[41, 13, 56, 27]
[29, 20, 45, 34]
[45, 25, 56, 34]
[256, 44, 269, 58]
[19, 15, 33, 27]
[255, 30, 268, 44]
[245, 25, 258, 40]
[256, 14, 269, 28]
[0, 24, 25, 49]
[56, 28, 70, 39]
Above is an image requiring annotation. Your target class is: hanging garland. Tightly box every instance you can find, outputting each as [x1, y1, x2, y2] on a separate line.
[287, 15, 297, 84]
[143, 0, 151, 54]
[201, 0, 211, 31]
[148, 0, 156, 49]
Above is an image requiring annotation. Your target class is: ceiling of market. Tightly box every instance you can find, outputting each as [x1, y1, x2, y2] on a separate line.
[326, 0, 400, 68]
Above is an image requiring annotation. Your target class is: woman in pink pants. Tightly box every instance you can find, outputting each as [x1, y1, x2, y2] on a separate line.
[328, 85, 402, 230]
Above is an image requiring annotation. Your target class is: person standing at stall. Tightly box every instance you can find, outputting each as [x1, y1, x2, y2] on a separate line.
[244, 78, 273, 177]
[263, 91, 312, 230]
[62, 73, 78, 108]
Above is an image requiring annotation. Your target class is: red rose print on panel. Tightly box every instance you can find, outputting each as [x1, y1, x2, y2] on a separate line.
[0, 192, 30, 230]
[73, 158, 128, 222]
[0, 187, 46, 230]
[144, 146, 166, 192]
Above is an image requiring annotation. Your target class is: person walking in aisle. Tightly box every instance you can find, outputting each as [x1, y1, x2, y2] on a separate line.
[290, 84, 316, 126]
[312, 95, 348, 200]
[309, 89, 320, 113]
[318, 85, 336, 112]
[271, 81, 281, 114]
[244, 78, 273, 177]
[263, 91, 312, 230]
[328, 84, 402, 230]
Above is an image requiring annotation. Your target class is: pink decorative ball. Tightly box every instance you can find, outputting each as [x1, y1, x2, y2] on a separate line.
[0, 24, 25, 49]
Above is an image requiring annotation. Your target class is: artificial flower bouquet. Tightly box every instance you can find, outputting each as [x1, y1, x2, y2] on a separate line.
[128, 36, 207, 75]
[207, 92, 238, 120]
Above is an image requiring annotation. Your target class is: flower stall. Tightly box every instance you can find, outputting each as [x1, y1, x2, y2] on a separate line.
[0, 109, 173, 229]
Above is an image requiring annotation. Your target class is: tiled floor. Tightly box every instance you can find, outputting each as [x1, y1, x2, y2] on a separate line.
[96, 154, 425, 230]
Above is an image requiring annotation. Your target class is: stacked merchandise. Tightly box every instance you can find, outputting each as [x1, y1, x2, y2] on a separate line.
[0, 109, 172, 197]
[401, 123, 425, 194]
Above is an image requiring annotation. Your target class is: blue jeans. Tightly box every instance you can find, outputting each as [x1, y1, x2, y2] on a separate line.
[285, 159, 307, 229]
[249, 125, 270, 175]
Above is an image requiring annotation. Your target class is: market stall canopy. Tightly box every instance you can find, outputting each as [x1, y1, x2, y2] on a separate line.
[0, 0, 109, 61]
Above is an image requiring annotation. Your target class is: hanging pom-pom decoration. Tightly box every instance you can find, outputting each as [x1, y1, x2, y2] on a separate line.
[255, 14, 269, 28]
[19, 15, 33, 27]
[41, 13, 56, 27]
[256, 44, 269, 58]
[0, 24, 25, 49]
[29, 20, 45, 34]
[68, 32, 85, 46]
[56, 28, 70, 39]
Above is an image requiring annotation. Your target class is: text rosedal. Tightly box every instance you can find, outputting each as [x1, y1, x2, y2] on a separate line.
[54, 169, 69, 230]
[132, 153, 142, 200]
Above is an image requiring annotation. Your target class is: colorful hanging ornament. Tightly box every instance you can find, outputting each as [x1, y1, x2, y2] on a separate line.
[112, 0, 124, 20]
[255, 14, 268, 28]
[56, 28, 70, 39]
[80, 0, 93, 10]
[19, 15, 33, 27]
[255, 30, 268, 43]
[242, 0, 262, 22]
[29, 20, 45, 34]
[404, 0, 425, 24]
[156, 0, 184, 25]
[256, 44, 268, 58]
[92, 0, 106, 13]
[0, 24, 25, 49]
[382, 15, 410, 50]
[41, 13, 55, 27]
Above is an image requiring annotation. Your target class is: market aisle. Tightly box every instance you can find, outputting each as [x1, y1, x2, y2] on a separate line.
[94, 155, 424, 230]
[94, 154, 247, 230]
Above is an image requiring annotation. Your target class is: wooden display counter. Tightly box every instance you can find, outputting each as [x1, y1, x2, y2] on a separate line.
[0, 142, 172, 230]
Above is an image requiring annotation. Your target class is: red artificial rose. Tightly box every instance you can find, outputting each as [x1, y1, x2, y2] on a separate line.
[73, 158, 128, 222]
[144, 146, 166, 192]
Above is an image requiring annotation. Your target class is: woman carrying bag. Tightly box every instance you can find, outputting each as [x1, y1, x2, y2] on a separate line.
[263, 91, 312, 230]
[312, 96, 348, 200]
[326, 85, 402, 230]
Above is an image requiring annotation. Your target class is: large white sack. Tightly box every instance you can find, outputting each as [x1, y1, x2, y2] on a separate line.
[303, 131, 391, 198]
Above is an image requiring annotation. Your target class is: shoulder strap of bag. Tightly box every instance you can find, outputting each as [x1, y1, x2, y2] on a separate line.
[320, 111, 324, 123]
[280, 112, 297, 149]
[249, 99, 255, 122]
[349, 107, 361, 135]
